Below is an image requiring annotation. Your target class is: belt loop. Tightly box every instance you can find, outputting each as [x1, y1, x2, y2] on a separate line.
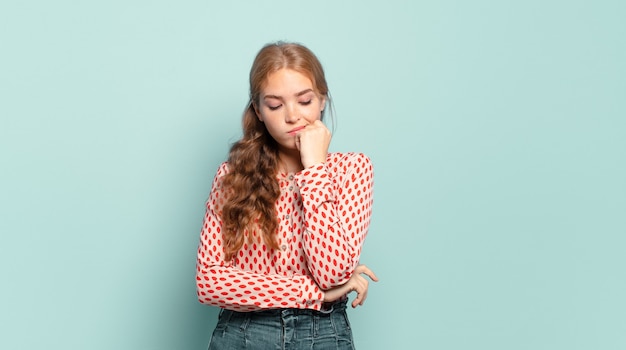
[319, 301, 335, 314]
[221, 309, 233, 324]
[239, 314, 250, 331]
[313, 313, 320, 337]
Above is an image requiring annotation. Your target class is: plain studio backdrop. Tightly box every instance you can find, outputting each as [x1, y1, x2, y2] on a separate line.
[1, 1, 624, 349]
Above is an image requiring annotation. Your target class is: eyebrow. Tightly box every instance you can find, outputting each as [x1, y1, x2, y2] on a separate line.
[263, 89, 314, 100]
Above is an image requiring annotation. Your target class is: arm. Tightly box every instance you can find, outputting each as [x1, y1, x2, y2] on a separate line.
[294, 152, 374, 290]
[196, 163, 325, 311]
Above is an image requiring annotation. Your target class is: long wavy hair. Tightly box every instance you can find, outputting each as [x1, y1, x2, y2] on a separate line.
[219, 42, 330, 261]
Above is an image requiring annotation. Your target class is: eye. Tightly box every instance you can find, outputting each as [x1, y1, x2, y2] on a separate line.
[299, 100, 312, 106]
[268, 104, 282, 111]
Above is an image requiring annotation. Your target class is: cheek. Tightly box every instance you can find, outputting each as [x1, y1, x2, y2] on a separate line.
[304, 104, 323, 121]
[303, 113, 321, 123]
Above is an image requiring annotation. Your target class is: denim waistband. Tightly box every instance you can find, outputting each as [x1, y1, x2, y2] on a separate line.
[224, 298, 348, 319]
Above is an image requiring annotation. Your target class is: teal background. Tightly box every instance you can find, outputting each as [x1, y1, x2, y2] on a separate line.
[1, 0, 624, 349]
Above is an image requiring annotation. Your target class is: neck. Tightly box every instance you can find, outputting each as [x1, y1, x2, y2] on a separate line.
[277, 147, 304, 174]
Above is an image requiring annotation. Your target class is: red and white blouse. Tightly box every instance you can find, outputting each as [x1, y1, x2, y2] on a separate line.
[196, 152, 374, 311]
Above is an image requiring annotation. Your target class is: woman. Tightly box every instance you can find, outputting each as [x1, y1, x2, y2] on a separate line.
[196, 41, 377, 349]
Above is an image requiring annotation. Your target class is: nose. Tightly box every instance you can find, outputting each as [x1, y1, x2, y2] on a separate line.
[285, 103, 300, 123]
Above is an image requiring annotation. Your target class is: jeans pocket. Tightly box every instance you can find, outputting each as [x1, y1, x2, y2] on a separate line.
[331, 311, 355, 349]
[340, 310, 352, 331]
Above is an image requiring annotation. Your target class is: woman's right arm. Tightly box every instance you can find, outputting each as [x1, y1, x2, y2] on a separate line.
[323, 264, 378, 308]
[195, 163, 325, 312]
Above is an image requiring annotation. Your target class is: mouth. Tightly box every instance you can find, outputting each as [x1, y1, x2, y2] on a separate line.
[287, 125, 306, 135]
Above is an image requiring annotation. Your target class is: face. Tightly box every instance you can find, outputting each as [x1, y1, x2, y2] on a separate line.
[254, 68, 326, 151]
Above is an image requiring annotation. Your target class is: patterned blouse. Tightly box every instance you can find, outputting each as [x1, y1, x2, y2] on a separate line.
[196, 152, 374, 311]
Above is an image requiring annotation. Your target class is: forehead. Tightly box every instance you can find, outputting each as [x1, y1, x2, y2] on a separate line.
[261, 68, 316, 95]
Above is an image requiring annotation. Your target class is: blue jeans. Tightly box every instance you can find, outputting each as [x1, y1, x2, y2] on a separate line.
[207, 300, 355, 350]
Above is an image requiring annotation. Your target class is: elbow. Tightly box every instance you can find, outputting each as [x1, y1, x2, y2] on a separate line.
[195, 269, 214, 305]
[196, 282, 217, 306]
[196, 281, 208, 304]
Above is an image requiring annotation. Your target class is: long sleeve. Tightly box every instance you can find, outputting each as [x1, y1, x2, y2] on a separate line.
[196, 163, 325, 312]
[294, 152, 374, 290]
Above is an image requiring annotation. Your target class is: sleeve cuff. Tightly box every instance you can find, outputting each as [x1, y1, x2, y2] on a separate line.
[295, 162, 335, 206]
[298, 276, 325, 310]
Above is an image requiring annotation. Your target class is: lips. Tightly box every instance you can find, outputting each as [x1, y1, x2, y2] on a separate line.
[287, 125, 306, 134]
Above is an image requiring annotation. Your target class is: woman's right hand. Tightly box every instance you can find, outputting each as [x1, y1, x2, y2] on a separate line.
[323, 265, 379, 308]
[296, 120, 331, 169]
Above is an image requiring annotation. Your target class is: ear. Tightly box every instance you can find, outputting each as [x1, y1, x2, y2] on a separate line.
[320, 96, 327, 112]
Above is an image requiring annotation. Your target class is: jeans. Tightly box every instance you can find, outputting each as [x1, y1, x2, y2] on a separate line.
[207, 300, 355, 350]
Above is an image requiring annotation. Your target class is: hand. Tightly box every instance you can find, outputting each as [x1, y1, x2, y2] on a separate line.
[295, 120, 331, 168]
[323, 265, 379, 308]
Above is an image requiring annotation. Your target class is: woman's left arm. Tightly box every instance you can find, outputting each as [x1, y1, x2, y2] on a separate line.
[294, 152, 374, 290]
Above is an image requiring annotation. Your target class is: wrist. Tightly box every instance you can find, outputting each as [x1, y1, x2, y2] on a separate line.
[301, 158, 325, 169]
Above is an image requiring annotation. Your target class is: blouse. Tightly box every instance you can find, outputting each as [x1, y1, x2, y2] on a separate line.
[196, 152, 374, 311]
